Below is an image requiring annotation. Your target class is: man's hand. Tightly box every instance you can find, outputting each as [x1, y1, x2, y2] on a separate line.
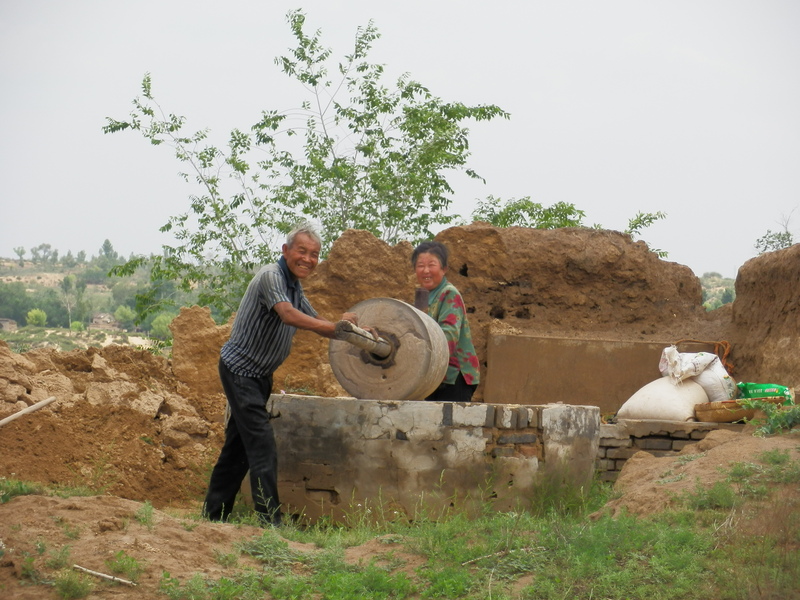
[341, 312, 358, 325]
[340, 313, 379, 340]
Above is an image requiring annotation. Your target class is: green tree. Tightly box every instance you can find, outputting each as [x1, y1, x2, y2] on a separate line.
[111, 280, 139, 310]
[33, 289, 69, 327]
[62, 250, 77, 268]
[0, 283, 70, 327]
[114, 305, 136, 330]
[78, 264, 112, 285]
[0, 281, 30, 323]
[104, 9, 508, 320]
[110, 256, 182, 322]
[700, 272, 736, 311]
[76, 250, 87, 264]
[755, 210, 796, 254]
[59, 275, 78, 326]
[149, 313, 174, 341]
[30, 243, 54, 265]
[26, 308, 47, 327]
[624, 211, 668, 257]
[96, 240, 123, 272]
[470, 197, 667, 256]
[755, 230, 794, 254]
[13, 247, 25, 267]
[61, 275, 87, 325]
[471, 196, 586, 228]
[100, 239, 118, 260]
[260, 11, 508, 247]
[721, 287, 734, 305]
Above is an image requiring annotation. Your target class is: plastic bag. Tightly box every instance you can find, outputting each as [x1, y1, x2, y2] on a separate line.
[737, 382, 794, 405]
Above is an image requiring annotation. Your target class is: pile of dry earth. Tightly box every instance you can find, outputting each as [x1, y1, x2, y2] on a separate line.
[1, 225, 799, 599]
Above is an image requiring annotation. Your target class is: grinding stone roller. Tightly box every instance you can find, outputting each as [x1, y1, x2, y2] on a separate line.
[329, 297, 448, 400]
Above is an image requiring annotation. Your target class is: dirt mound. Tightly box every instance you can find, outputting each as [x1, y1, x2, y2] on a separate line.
[0, 493, 428, 600]
[0, 341, 220, 508]
[597, 429, 800, 518]
[0, 495, 267, 599]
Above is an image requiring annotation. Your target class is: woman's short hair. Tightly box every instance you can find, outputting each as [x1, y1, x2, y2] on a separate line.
[411, 241, 448, 268]
[287, 222, 322, 248]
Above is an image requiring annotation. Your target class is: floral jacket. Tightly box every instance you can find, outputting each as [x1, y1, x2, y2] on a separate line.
[427, 277, 480, 386]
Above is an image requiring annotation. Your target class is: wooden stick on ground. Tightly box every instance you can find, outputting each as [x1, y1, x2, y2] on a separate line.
[73, 564, 137, 586]
[0, 396, 57, 428]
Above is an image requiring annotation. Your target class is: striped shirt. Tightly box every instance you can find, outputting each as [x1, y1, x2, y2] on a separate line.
[220, 257, 317, 377]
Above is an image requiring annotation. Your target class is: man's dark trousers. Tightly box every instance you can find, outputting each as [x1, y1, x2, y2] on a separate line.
[203, 358, 280, 525]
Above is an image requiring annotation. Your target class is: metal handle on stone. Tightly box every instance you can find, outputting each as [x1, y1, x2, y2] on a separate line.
[414, 288, 429, 312]
[334, 321, 392, 358]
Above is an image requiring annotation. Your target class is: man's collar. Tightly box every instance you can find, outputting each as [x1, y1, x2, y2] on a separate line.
[277, 256, 299, 289]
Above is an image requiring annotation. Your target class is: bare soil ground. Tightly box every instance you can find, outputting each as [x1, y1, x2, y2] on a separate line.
[1, 226, 799, 599]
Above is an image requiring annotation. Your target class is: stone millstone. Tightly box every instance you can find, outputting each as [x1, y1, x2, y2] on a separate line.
[328, 298, 448, 400]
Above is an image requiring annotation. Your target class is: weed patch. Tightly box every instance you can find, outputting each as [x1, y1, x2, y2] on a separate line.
[0, 477, 44, 503]
[53, 569, 94, 599]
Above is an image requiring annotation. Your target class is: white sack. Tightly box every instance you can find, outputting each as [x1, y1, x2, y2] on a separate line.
[617, 377, 709, 421]
[693, 359, 737, 403]
[658, 345, 736, 404]
[659, 346, 717, 381]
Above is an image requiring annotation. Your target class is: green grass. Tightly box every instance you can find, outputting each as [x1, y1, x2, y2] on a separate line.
[53, 569, 94, 599]
[45, 545, 72, 569]
[6, 456, 800, 599]
[0, 326, 101, 353]
[0, 476, 45, 503]
[135, 500, 156, 529]
[0, 325, 136, 353]
[180, 459, 800, 600]
[105, 550, 147, 582]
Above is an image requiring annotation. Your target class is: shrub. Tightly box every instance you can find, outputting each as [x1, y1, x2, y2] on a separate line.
[26, 308, 47, 327]
[740, 399, 800, 436]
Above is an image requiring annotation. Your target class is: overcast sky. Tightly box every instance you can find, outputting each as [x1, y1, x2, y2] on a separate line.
[1, 0, 798, 279]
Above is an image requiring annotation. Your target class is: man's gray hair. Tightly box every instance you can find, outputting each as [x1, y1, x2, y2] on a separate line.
[286, 222, 322, 248]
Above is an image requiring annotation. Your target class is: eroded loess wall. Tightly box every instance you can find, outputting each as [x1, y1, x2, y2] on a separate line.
[729, 243, 800, 387]
[172, 226, 800, 404]
[257, 225, 798, 399]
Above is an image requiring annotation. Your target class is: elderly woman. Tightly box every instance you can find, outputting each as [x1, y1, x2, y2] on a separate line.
[412, 241, 480, 402]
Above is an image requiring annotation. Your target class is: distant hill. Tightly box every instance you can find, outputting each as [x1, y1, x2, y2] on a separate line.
[698, 271, 735, 310]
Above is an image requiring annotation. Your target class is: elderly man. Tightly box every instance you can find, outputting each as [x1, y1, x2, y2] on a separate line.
[203, 223, 356, 526]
